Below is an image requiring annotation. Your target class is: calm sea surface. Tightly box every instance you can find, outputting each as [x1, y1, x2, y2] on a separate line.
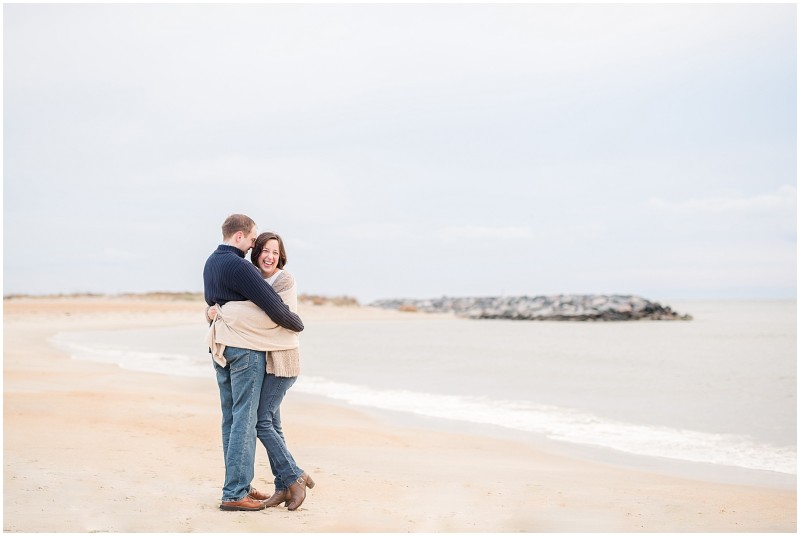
[51, 300, 796, 484]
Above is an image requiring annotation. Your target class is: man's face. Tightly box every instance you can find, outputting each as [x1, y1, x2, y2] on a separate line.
[237, 227, 258, 253]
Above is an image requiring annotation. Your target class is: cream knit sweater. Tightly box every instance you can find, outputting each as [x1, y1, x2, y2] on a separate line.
[206, 271, 301, 377]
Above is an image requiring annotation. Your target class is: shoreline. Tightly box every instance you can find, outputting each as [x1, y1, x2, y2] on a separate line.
[4, 297, 796, 532]
[319, 392, 796, 493]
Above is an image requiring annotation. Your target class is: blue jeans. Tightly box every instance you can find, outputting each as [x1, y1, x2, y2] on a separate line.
[256, 373, 303, 491]
[213, 346, 266, 502]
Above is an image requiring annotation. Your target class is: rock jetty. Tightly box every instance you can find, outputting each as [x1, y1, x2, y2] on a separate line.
[369, 295, 692, 321]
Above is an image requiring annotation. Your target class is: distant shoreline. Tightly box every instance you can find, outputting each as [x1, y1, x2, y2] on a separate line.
[7, 292, 793, 301]
[2, 291, 360, 307]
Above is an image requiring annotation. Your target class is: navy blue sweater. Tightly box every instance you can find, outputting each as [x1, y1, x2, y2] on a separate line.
[203, 244, 304, 333]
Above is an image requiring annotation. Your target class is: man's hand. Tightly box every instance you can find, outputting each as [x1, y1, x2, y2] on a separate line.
[207, 305, 219, 322]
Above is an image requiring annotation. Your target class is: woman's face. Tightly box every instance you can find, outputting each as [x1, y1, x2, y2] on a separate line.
[258, 239, 281, 278]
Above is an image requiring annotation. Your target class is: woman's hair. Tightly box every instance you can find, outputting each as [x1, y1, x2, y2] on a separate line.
[221, 213, 256, 240]
[250, 231, 288, 270]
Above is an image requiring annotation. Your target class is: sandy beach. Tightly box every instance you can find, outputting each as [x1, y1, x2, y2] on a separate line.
[3, 296, 796, 532]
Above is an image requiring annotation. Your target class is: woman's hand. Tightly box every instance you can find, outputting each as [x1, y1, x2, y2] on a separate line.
[207, 305, 219, 321]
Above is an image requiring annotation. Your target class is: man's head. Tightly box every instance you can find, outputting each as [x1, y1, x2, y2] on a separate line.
[221, 214, 258, 253]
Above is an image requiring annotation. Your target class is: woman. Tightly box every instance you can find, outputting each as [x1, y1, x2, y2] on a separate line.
[207, 232, 314, 511]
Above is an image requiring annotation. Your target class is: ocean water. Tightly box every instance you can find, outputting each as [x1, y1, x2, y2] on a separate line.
[50, 300, 796, 483]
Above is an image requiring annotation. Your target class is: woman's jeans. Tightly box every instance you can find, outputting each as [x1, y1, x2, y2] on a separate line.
[213, 346, 266, 502]
[257, 373, 303, 491]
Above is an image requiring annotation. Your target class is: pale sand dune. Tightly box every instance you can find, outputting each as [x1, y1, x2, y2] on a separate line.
[3, 297, 796, 532]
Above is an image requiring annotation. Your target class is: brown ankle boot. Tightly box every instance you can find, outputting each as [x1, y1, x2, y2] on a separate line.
[286, 473, 315, 511]
[263, 489, 290, 508]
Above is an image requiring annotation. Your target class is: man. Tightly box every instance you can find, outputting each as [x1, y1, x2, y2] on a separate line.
[203, 213, 304, 511]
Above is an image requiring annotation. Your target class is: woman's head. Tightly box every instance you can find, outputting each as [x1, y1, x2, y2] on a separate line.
[250, 231, 287, 278]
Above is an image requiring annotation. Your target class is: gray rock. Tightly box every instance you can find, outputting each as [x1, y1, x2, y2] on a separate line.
[369, 294, 692, 321]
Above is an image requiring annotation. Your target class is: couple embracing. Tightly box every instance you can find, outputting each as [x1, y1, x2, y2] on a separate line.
[203, 214, 314, 512]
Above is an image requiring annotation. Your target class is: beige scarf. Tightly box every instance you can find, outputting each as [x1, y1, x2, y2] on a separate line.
[206, 271, 300, 368]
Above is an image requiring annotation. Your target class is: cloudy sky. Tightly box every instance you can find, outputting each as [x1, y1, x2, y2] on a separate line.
[4, 3, 796, 303]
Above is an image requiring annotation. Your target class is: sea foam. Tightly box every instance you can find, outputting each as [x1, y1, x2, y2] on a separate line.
[294, 375, 796, 476]
[50, 333, 211, 378]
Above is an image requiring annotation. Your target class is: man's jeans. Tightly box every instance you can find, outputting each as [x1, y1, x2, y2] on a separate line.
[257, 373, 304, 491]
[214, 346, 266, 502]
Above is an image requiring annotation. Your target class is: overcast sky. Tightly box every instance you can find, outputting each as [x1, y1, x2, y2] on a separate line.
[4, 3, 796, 303]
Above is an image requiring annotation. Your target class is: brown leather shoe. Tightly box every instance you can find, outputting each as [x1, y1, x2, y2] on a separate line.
[263, 488, 290, 508]
[286, 473, 315, 511]
[219, 496, 267, 511]
[247, 487, 269, 501]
